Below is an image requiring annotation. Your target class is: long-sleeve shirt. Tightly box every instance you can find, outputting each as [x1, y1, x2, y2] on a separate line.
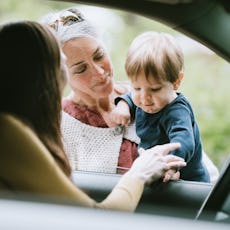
[0, 113, 143, 212]
[117, 92, 210, 182]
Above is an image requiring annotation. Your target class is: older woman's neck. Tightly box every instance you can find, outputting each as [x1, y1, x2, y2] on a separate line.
[68, 91, 113, 112]
[97, 97, 114, 112]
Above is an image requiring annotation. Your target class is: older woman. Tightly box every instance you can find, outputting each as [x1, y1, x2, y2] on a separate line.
[41, 8, 141, 174]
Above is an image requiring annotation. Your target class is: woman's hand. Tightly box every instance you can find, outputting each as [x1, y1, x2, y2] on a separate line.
[126, 143, 186, 185]
[114, 81, 130, 96]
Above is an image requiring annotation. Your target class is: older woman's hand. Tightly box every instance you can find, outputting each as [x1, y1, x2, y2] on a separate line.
[126, 143, 186, 185]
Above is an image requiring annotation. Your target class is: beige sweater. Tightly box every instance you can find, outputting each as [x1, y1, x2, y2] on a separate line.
[0, 114, 143, 211]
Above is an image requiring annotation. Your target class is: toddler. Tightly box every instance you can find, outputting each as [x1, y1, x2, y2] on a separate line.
[113, 31, 210, 182]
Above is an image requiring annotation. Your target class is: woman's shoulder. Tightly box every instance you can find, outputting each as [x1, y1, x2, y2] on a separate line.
[0, 113, 33, 137]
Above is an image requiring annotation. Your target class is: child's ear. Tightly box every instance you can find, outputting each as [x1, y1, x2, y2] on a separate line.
[173, 71, 184, 90]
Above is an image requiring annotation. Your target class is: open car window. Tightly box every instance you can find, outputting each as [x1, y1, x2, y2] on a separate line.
[1, 0, 230, 177]
[0, 0, 230, 229]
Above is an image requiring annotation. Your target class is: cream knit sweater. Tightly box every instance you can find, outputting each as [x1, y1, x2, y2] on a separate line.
[61, 111, 140, 173]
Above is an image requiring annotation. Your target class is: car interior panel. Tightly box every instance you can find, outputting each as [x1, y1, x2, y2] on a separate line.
[197, 157, 230, 221]
[72, 170, 212, 218]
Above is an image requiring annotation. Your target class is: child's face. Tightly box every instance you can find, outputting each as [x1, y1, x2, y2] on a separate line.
[130, 72, 177, 114]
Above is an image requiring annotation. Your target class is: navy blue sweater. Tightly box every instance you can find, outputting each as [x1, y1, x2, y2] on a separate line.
[116, 92, 210, 182]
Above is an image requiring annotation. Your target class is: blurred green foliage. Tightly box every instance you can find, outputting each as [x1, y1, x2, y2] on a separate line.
[1, 0, 230, 170]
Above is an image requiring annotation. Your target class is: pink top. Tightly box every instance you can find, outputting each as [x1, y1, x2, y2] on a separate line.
[62, 98, 138, 174]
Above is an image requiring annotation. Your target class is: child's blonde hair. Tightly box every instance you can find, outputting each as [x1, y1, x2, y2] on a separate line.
[125, 31, 184, 83]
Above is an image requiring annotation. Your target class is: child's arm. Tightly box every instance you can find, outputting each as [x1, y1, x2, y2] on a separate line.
[111, 99, 131, 127]
[163, 105, 195, 161]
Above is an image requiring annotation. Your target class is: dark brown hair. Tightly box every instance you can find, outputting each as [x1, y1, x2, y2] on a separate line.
[0, 21, 71, 177]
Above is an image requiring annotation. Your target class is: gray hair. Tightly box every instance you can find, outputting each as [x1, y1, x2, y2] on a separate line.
[40, 8, 98, 43]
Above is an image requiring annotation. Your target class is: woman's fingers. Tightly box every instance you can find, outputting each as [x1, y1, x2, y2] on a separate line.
[165, 154, 184, 162]
[157, 142, 181, 156]
[114, 83, 127, 95]
[142, 142, 181, 156]
[167, 160, 186, 168]
[162, 155, 186, 183]
[165, 154, 187, 168]
[127, 143, 185, 185]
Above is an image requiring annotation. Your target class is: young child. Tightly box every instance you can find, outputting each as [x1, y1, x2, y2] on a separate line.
[113, 31, 210, 182]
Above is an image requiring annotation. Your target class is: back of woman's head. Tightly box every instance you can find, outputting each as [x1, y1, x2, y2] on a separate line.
[0, 21, 71, 176]
[0, 21, 61, 122]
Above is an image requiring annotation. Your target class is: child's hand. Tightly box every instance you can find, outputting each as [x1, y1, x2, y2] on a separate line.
[163, 169, 180, 183]
[111, 100, 131, 127]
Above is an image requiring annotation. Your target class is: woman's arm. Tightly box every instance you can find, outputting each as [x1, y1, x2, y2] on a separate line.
[0, 114, 185, 211]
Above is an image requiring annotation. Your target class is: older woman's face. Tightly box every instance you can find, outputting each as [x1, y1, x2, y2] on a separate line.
[63, 36, 114, 99]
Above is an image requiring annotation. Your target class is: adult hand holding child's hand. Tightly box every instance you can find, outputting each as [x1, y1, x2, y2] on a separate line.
[127, 143, 186, 185]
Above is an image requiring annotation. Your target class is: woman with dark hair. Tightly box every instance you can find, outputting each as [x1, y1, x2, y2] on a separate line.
[0, 20, 186, 211]
[0, 21, 70, 176]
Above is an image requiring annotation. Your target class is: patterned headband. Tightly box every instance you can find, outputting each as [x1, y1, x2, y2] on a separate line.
[42, 8, 98, 42]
